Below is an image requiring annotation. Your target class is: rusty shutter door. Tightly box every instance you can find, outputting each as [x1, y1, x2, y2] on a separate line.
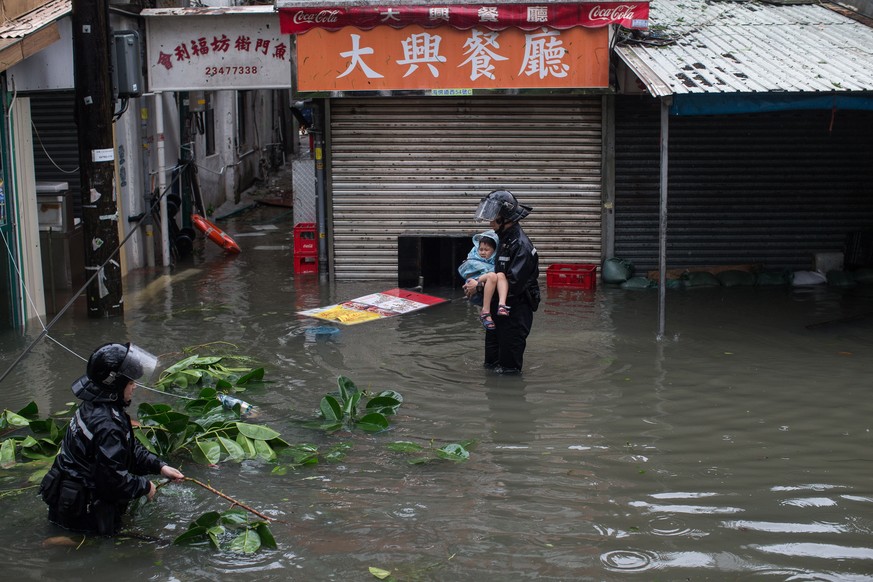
[328, 96, 603, 280]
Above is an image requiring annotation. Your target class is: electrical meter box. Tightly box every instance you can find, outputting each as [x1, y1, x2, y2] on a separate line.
[36, 181, 72, 232]
[112, 30, 143, 98]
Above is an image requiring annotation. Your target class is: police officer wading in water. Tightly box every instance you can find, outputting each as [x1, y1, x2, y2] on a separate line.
[464, 190, 541, 373]
[39, 343, 184, 536]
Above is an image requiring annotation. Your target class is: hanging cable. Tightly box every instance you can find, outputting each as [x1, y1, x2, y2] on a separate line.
[0, 166, 189, 385]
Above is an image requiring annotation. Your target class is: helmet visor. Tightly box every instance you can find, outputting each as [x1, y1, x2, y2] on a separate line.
[120, 344, 159, 383]
[474, 198, 501, 222]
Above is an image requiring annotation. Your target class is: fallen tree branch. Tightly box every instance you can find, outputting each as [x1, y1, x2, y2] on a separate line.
[159, 477, 277, 523]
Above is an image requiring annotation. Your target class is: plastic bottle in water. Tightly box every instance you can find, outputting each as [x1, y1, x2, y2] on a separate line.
[218, 393, 254, 415]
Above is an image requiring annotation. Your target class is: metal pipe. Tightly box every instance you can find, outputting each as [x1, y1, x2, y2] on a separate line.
[314, 99, 328, 273]
[657, 96, 671, 340]
[155, 92, 170, 266]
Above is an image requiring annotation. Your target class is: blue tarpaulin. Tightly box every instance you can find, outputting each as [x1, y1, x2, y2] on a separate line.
[670, 93, 873, 116]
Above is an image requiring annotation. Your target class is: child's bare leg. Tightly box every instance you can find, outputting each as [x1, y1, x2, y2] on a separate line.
[496, 272, 509, 307]
[479, 273, 497, 313]
[496, 273, 511, 316]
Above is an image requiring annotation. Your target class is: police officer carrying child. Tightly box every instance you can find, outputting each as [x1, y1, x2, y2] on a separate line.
[463, 190, 541, 373]
[39, 343, 184, 535]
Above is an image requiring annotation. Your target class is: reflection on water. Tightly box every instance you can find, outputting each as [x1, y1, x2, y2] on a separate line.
[1, 206, 873, 580]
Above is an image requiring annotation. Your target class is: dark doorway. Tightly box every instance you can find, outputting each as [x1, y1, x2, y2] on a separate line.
[398, 235, 470, 288]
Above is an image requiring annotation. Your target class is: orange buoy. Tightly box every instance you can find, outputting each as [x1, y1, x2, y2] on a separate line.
[191, 214, 241, 254]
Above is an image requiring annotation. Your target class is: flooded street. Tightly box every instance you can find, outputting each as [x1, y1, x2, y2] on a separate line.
[1, 203, 872, 580]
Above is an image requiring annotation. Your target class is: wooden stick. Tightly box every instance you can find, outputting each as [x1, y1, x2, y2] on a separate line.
[171, 477, 275, 522]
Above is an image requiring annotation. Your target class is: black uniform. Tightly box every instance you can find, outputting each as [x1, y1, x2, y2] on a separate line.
[39, 377, 166, 535]
[485, 222, 540, 372]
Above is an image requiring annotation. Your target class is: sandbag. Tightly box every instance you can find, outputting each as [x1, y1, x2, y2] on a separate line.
[620, 276, 655, 290]
[665, 278, 685, 290]
[792, 270, 827, 286]
[853, 268, 873, 284]
[716, 270, 756, 287]
[827, 270, 856, 287]
[682, 271, 721, 287]
[756, 270, 792, 286]
[602, 258, 635, 284]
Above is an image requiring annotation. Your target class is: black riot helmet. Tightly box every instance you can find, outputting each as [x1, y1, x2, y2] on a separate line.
[474, 190, 532, 224]
[85, 342, 158, 393]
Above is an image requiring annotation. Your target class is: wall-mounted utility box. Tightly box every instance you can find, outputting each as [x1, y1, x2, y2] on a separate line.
[112, 30, 143, 99]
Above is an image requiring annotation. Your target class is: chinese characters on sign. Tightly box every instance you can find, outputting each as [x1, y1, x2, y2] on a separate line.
[146, 13, 292, 91]
[280, 3, 650, 34]
[296, 25, 609, 92]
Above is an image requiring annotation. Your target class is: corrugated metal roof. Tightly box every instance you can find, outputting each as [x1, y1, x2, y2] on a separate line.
[0, 0, 70, 40]
[614, 0, 873, 96]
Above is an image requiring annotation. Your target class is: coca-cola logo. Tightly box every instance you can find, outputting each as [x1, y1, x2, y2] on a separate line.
[588, 4, 637, 21]
[292, 9, 341, 25]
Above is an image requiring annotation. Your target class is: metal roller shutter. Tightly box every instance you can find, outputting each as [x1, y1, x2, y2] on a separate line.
[329, 96, 603, 280]
[614, 96, 873, 273]
[27, 91, 81, 217]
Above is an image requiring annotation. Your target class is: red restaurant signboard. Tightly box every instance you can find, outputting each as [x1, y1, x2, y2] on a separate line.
[279, 3, 649, 34]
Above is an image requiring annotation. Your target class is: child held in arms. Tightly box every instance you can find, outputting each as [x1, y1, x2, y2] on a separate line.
[457, 230, 509, 330]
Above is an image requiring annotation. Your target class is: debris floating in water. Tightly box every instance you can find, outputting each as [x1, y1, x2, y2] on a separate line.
[305, 326, 341, 336]
[218, 393, 255, 415]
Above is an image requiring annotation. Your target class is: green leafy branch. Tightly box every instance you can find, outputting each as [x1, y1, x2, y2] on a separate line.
[155, 354, 265, 393]
[311, 376, 403, 433]
[0, 402, 73, 489]
[174, 509, 276, 554]
[386, 439, 475, 465]
[134, 387, 288, 465]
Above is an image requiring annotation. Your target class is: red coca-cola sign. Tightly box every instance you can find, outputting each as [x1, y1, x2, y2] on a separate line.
[279, 2, 649, 34]
[588, 4, 639, 23]
[291, 9, 341, 25]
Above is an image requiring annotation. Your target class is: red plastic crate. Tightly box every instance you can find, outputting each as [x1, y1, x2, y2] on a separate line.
[293, 254, 318, 274]
[293, 223, 317, 254]
[546, 263, 597, 290]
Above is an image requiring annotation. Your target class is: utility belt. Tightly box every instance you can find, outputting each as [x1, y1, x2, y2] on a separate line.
[40, 466, 90, 517]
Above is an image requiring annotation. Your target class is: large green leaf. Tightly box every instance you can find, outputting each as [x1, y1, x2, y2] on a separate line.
[236, 434, 257, 458]
[221, 509, 249, 525]
[344, 391, 362, 417]
[357, 413, 389, 432]
[319, 396, 342, 421]
[218, 436, 246, 461]
[207, 526, 224, 549]
[365, 395, 402, 416]
[235, 422, 280, 441]
[16, 401, 39, 420]
[141, 411, 190, 433]
[195, 439, 221, 464]
[174, 525, 209, 545]
[2, 410, 31, 428]
[0, 439, 15, 468]
[229, 529, 261, 554]
[337, 376, 357, 402]
[193, 511, 222, 528]
[436, 443, 470, 462]
[236, 368, 265, 385]
[253, 439, 276, 462]
[255, 523, 277, 549]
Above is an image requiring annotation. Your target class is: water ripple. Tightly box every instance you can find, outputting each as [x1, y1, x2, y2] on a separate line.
[600, 549, 658, 572]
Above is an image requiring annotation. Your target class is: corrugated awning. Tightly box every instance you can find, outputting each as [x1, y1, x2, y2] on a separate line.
[0, 0, 70, 72]
[276, 1, 650, 33]
[614, 0, 873, 112]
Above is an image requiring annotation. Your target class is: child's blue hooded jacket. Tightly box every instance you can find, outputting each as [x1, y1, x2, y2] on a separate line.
[457, 230, 500, 281]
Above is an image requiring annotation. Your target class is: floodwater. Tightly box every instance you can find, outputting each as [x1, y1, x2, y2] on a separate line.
[1, 204, 872, 581]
